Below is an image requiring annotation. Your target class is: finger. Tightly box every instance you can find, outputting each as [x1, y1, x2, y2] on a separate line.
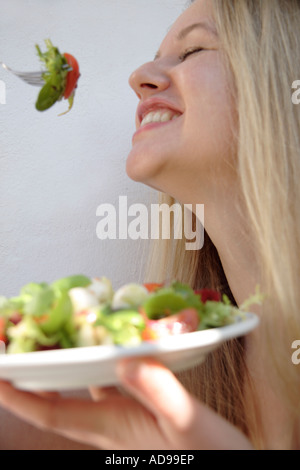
[0, 380, 145, 449]
[0, 381, 108, 435]
[34, 391, 61, 399]
[116, 358, 196, 431]
[89, 386, 122, 401]
[0, 381, 86, 432]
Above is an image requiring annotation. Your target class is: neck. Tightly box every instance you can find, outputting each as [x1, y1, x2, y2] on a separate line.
[203, 192, 260, 307]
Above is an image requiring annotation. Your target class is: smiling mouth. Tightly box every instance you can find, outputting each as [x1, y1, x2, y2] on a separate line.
[140, 108, 181, 128]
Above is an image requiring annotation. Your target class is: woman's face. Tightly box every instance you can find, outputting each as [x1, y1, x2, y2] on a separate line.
[127, 0, 237, 205]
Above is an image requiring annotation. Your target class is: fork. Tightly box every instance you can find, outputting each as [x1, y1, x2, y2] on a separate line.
[0, 61, 45, 86]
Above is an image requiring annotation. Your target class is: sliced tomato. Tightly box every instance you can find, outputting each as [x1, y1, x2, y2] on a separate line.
[141, 308, 199, 341]
[63, 53, 80, 99]
[0, 317, 7, 344]
[143, 283, 164, 293]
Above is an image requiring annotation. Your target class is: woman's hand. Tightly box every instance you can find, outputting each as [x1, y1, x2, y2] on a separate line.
[0, 358, 253, 450]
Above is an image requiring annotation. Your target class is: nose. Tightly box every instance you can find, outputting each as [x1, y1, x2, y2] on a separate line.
[129, 61, 171, 99]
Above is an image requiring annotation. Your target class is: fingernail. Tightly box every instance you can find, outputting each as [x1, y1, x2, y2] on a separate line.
[0, 380, 10, 387]
[0, 381, 12, 396]
[117, 358, 144, 383]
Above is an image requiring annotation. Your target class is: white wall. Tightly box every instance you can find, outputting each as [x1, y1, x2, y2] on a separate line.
[0, 0, 186, 296]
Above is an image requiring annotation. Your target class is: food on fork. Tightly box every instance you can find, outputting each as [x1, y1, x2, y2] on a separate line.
[0, 275, 262, 354]
[35, 39, 80, 115]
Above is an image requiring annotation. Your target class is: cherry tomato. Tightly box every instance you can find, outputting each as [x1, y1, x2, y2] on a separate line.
[9, 312, 22, 325]
[195, 288, 221, 303]
[141, 308, 199, 341]
[63, 53, 80, 99]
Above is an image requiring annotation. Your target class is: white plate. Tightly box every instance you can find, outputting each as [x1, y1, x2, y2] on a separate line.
[0, 313, 259, 391]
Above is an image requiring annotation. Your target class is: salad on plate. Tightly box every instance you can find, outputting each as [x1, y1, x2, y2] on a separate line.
[0, 275, 262, 355]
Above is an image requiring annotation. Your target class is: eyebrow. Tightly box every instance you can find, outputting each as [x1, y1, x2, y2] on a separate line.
[154, 21, 217, 60]
[177, 21, 217, 40]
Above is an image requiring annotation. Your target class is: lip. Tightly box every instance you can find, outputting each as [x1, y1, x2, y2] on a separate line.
[132, 118, 181, 141]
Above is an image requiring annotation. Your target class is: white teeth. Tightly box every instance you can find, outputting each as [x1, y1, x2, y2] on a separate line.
[152, 111, 162, 122]
[141, 112, 154, 126]
[161, 111, 172, 122]
[140, 109, 180, 127]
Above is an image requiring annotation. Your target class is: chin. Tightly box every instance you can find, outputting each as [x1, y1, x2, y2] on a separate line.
[125, 148, 164, 186]
[125, 156, 142, 182]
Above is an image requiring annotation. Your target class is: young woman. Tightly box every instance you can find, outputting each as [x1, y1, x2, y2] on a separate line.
[0, 0, 299, 449]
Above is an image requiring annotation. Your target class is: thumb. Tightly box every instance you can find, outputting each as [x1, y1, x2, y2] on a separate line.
[117, 358, 254, 450]
[116, 357, 196, 431]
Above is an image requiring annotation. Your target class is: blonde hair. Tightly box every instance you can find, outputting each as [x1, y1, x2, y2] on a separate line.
[145, 0, 300, 448]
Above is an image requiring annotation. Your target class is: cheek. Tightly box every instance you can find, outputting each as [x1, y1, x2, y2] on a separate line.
[176, 61, 237, 189]
[182, 57, 236, 167]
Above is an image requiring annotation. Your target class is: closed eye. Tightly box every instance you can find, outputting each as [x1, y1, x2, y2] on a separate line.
[179, 47, 205, 62]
